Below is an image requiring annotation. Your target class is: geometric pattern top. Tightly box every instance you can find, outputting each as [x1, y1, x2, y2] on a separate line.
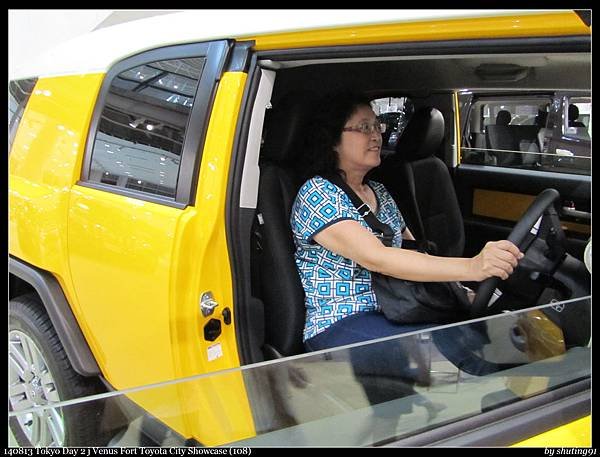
[290, 175, 406, 341]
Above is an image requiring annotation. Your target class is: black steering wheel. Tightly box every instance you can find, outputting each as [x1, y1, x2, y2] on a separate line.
[470, 188, 562, 317]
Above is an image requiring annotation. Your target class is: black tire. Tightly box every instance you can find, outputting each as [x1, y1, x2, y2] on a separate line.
[9, 293, 107, 446]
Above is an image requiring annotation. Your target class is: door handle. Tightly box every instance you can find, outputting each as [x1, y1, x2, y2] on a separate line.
[200, 291, 219, 317]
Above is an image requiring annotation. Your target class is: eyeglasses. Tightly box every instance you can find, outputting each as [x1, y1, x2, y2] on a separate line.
[343, 122, 386, 135]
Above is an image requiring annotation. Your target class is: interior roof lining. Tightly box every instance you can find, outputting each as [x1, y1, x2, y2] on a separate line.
[258, 52, 590, 70]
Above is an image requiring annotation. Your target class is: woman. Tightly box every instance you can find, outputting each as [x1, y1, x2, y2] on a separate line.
[290, 91, 523, 352]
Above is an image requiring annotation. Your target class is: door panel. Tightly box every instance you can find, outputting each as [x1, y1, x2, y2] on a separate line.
[67, 42, 257, 444]
[455, 165, 590, 259]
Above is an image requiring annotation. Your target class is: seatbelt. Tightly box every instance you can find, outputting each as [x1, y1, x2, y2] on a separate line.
[400, 162, 430, 253]
[325, 173, 425, 251]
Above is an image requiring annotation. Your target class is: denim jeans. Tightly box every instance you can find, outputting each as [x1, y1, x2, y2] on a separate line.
[305, 311, 501, 377]
[432, 322, 514, 376]
[304, 311, 434, 352]
[305, 311, 435, 413]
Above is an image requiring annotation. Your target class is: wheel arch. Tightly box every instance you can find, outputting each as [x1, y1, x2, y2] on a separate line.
[9, 256, 100, 377]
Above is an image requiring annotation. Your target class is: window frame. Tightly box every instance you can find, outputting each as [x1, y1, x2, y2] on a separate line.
[80, 40, 231, 208]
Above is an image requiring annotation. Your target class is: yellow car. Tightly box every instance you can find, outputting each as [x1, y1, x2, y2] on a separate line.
[9, 10, 591, 447]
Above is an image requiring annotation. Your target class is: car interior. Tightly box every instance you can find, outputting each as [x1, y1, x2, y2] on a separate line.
[228, 43, 591, 364]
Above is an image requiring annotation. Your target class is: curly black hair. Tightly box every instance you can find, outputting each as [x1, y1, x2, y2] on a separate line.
[298, 91, 373, 183]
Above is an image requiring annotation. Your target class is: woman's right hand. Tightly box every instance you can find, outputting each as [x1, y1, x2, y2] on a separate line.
[470, 240, 524, 281]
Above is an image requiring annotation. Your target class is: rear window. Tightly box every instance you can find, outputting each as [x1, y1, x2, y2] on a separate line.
[565, 97, 591, 140]
[8, 78, 37, 151]
[461, 95, 590, 176]
[462, 98, 550, 168]
[88, 57, 205, 199]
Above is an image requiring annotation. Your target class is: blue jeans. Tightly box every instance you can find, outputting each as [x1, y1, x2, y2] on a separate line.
[304, 311, 433, 351]
[305, 311, 504, 377]
[432, 322, 511, 376]
[305, 312, 435, 412]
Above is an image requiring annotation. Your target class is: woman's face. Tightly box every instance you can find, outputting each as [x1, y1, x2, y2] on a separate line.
[335, 104, 382, 175]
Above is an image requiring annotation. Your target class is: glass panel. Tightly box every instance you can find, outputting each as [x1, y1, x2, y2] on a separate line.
[88, 57, 205, 199]
[566, 98, 591, 139]
[461, 97, 590, 176]
[118, 65, 163, 83]
[9, 299, 590, 447]
[371, 97, 414, 153]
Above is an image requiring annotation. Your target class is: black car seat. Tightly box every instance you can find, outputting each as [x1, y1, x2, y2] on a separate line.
[486, 110, 519, 166]
[254, 93, 315, 358]
[534, 110, 549, 152]
[376, 107, 465, 258]
[568, 104, 586, 128]
[495, 109, 512, 126]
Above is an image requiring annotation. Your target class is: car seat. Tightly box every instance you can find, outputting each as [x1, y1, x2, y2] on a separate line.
[568, 104, 586, 128]
[376, 107, 465, 258]
[486, 110, 519, 166]
[254, 93, 315, 358]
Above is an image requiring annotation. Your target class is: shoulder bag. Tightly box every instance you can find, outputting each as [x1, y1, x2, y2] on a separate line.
[324, 173, 471, 324]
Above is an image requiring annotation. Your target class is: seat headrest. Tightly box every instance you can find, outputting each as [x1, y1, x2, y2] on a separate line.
[496, 110, 511, 126]
[394, 107, 445, 162]
[535, 110, 548, 127]
[261, 92, 316, 164]
[568, 104, 580, 120]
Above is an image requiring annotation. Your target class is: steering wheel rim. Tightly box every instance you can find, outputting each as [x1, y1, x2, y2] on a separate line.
[469, 188, 561, 317]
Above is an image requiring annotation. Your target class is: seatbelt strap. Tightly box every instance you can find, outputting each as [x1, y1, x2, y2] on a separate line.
[400, 162, 430, 253]
[325, 173, 421, 250]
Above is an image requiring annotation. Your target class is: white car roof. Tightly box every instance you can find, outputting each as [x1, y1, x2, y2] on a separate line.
[11, 9, 565, 80]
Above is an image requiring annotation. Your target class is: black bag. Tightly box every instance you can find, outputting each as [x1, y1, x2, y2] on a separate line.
[372, 273, 470, 323]
[325, 173, 471, 324]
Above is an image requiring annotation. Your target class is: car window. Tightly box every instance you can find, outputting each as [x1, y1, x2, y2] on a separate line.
[87, 57, 205, 199]
[565, 97, 591, 140]
[461, 95, 590, 176]
[372, 97, 414, 154]
[462, 98, 551, 168]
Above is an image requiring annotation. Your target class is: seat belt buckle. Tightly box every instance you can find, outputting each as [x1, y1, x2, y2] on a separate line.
[356, 203, 371, 217]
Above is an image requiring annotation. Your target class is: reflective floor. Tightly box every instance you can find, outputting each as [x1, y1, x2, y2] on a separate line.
[9, 429, 17, 446]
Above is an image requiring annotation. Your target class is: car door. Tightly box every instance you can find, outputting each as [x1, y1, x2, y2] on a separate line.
[67, 40, 257, 445]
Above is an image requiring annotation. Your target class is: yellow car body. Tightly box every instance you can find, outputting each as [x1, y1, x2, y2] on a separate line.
[9, 10, 590, 447]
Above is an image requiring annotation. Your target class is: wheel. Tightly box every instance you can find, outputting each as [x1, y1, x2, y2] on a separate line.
[9, 293, 106, 447]
[470, 188, 565, 317]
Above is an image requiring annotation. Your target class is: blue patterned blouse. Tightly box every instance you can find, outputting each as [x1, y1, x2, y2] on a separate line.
[290, 175, 406, 341]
